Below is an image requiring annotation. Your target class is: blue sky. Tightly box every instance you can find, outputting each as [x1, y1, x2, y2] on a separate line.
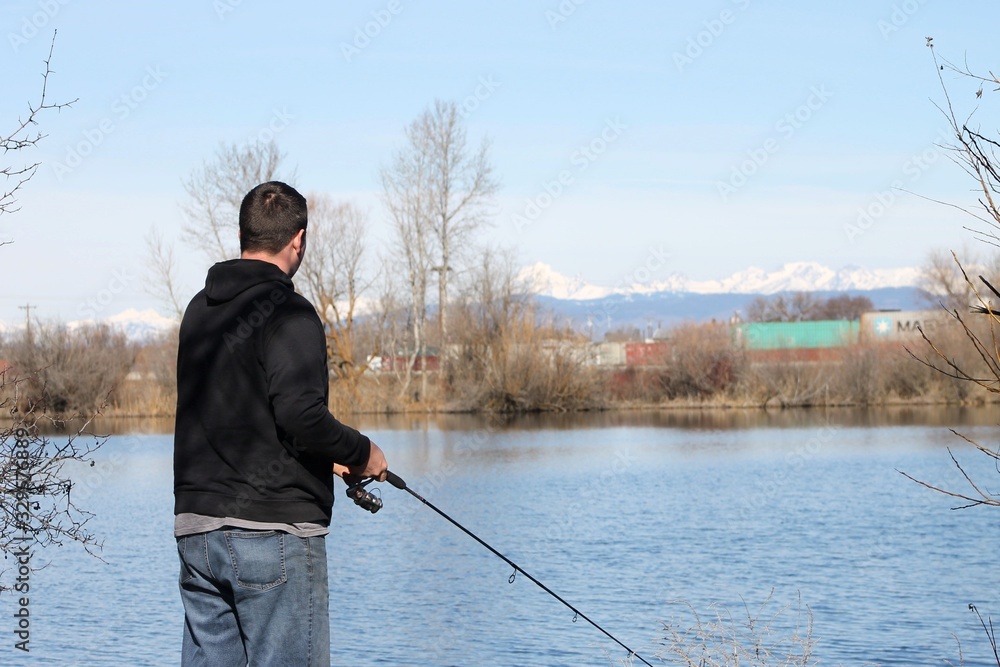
[1, 0, 999, 324]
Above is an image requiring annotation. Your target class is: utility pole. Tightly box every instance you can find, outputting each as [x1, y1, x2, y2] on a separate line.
[18, 304, 35, 344]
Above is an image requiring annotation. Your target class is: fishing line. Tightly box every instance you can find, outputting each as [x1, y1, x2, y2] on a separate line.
[356, 471, 655, 667]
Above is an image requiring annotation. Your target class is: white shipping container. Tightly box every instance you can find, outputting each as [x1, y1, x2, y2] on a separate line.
[590, 341, 627, 366]
[859, 310, 950, 342]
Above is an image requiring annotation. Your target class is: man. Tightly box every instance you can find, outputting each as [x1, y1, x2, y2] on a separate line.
[173, 181, 387, 666]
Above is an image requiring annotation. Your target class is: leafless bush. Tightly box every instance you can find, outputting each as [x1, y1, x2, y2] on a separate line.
[835, 345, 885, 405]
[111, 327, 178, 416]
[0, 372, 107, 594]
[448, 250, 602, 412]
[3, 322, 136, 417]
[863, 345, 927, 400]
[662, 322, 745, 399]
[904, 307, 998, 403]
[605, 367, 671, 404]
[452, 309, 601, 412]
[745, 362, 832, 408]
[657, 591, 816, 666]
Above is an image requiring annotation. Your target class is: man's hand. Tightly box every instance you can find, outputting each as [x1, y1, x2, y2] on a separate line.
[333, 442, 388, 484]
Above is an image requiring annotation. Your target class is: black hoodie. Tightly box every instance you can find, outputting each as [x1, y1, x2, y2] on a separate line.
[173, 259, 371, 525]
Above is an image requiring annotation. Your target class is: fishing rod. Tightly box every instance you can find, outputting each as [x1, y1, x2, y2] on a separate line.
[346, 471, 654, 667]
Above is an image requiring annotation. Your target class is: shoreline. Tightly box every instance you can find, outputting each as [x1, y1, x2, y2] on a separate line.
[15, 396, 995, 436]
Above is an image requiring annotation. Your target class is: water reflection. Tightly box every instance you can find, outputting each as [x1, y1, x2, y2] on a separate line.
[81, 403, 1000, 435]
[369, 403, 1000, 431]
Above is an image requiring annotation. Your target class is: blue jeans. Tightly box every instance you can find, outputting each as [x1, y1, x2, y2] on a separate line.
[177, 529, 330, 667]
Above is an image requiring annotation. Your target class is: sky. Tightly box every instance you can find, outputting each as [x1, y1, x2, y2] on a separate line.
[2, 0, 999, 325]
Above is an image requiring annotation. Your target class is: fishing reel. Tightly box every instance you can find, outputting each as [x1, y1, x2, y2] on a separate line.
[346, 477, 383, 513]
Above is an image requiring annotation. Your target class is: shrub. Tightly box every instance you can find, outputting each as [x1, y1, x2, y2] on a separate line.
[3, 322, 136, 416]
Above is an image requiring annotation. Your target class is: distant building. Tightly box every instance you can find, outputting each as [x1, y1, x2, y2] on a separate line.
[381, 347, 440, 372]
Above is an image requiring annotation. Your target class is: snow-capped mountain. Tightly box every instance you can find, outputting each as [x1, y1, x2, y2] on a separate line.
[95, 308, 179, 340]
[0, 308, 179, 342]
[519, 264, 615, 300]
[519, 261, 921, 300]
[88, 308, 178, 341]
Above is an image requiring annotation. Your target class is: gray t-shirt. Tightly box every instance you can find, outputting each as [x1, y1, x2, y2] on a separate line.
[174, 513, 328, 539]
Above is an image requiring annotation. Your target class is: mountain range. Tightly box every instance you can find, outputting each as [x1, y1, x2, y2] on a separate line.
[2, 262, 931, 342]
[520, 261, 930, 334]
[519, 261, 923, 300]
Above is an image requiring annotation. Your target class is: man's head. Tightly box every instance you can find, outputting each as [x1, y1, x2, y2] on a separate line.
[239, 181, 308, 276]
[239, 181, 308, 254]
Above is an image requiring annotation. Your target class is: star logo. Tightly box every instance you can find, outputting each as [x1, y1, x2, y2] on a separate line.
[874, 317, 892, 336]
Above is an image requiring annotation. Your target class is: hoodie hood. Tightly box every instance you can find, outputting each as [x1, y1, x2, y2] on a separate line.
[204, 259, 294, 303]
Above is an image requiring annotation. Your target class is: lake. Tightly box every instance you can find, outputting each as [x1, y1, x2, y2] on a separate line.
[5, 406, 1000, 666]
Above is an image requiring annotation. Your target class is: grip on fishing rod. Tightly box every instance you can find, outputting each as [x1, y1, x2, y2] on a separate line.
[385, 470, 406, 489]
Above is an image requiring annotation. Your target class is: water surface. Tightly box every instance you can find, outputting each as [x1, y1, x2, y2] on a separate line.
[7, 407, 1000, 666]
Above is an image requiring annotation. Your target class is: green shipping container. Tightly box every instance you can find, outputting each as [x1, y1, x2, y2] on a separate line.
[735, 320, 859, 350]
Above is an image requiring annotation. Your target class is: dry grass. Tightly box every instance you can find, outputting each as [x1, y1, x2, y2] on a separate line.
[656, 591, 816, 667]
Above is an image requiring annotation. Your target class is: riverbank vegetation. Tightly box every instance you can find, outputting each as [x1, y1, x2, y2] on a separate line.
[1, 292, 996, 420]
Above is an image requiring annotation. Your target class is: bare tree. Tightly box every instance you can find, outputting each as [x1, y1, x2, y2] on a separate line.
[393, 101, 499, 379]
[146, 139, 291, 318]
[368, 260, 411, 399]
[746, 293, 872, 322]
[901, 42, 1000, 514]
[143, 226, 186, 320]
[380, 130, 435, 402]
[426, 101, 499, 371]
[919, 245, 1000, 312]
[297, 195, 376, 391]
[925, 38, 1000, 247]
[180, 139, 290, 262]
[0, 35, 108, 598]
[745, 293, 821, 322]
[2, 32, 76, 220]
[816, 294, 874, 321]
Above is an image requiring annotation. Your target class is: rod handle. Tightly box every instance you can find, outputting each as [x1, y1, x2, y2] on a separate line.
[385, 470, 407, 490]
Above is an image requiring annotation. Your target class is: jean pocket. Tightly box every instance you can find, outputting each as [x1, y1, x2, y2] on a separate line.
[224, 530, 287, 591]
[177, 536, 196, 585]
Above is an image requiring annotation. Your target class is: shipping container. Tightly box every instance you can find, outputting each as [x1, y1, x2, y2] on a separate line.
[859, 310, 949, 343]
[590, 341, 627, 366]
[381, 347, 440, 372]
[734, 320, 859, 350]
[625, 341, 670, 366]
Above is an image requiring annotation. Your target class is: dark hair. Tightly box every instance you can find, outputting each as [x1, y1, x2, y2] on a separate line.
[238, 181, 308, 254]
